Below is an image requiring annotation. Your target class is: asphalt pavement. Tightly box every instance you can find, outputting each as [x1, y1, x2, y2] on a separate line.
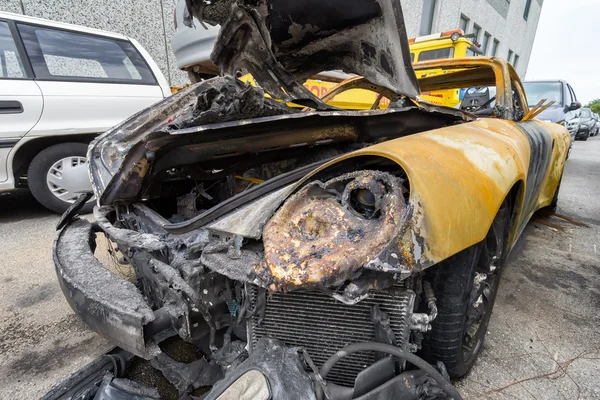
[0, 138, 599, 399]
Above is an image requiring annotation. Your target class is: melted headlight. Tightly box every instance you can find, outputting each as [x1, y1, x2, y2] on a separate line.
[258, 170, 407, 290]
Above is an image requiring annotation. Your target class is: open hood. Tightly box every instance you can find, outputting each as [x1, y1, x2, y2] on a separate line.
[185, 0, 420, 104]
[88, 0, 426, 204]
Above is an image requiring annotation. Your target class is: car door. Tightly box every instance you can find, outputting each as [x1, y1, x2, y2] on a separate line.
[0, 19, 43, 182]
[16, 22, 164, 138]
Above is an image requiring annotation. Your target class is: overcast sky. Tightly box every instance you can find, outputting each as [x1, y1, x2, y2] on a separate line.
[527, 0, 600, 105]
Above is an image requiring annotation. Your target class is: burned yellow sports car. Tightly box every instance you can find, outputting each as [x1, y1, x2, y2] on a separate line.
[51, 1, 569, 399]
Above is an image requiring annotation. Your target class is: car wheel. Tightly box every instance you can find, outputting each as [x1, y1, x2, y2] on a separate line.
[422, 200, 511, 378]
[28, 143, 95, 214]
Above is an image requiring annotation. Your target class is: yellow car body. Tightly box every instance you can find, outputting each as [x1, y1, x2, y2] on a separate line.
[260, 57, 569, 286]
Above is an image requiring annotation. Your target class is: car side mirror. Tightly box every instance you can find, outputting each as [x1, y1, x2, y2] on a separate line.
[567, 101, 581, 111]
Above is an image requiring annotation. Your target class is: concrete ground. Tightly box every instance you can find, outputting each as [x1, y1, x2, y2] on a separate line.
[0, 139, 599, 399]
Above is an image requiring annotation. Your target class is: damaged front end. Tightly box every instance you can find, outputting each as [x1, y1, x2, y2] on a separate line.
[51, 0, 468, 399]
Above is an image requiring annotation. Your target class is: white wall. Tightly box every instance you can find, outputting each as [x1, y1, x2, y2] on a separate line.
[401, 0, 544, 77]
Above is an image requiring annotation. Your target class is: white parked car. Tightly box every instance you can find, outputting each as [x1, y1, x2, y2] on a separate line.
[0, 11, 171, 213]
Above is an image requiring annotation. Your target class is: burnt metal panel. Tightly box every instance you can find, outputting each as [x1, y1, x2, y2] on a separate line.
[53, 218, 158, 358]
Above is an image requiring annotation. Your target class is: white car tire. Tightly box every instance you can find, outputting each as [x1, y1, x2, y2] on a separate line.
[28, 143, 95, 214]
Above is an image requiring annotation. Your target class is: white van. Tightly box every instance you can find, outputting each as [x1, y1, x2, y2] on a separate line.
[0, 11, 171, 213]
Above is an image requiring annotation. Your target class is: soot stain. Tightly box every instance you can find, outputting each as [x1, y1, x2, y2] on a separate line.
[14, 282, 58, 308]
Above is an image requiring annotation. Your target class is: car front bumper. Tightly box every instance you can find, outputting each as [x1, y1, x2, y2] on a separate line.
[576, 127, 590, 138]
[53, 217, 164, 358]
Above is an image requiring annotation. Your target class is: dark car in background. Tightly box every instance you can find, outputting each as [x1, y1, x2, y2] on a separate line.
[577, 108, 594, 141]
[592, 113, 599, 137]
[523, 80, 581, 145]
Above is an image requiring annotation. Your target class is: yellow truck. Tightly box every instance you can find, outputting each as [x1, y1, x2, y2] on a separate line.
[300, 29, 481, 109]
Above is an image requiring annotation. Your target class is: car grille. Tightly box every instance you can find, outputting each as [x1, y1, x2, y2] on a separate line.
[247, 286, 415, 386]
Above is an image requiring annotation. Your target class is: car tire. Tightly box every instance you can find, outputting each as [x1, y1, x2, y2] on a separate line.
[422, 200, 511, 378]
[28, 143, 94, 215]
[548, 176, 562, 212]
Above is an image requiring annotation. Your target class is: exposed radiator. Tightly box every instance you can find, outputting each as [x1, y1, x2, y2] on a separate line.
[247, 286, 415, 386]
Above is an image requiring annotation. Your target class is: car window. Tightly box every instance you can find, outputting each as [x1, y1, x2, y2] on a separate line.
[567, 84, 577, 103]
[418, 47, 454, 62]
[564, 84, 573, 105]
[522, 82, 562, 107]
[18, 23, 156, 84]
[0, 21, 26, 79]
[581, 108, 591, 118]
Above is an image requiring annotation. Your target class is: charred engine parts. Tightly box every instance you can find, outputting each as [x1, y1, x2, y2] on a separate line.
[411, 280, 438, 332]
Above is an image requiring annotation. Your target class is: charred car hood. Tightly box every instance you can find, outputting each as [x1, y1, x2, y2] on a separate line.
[189, 0, 420, 104]
[88, 0, 420, 204]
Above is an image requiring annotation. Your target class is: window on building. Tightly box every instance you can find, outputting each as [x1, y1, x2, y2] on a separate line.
[482, 32, 491, 55]
[0, 22, 26, 79]
[524, 0, 532, 20]
[508, 49, 514, 63]
[459, 14, 469, 32]
[18, 23, 156, 84]
[420, 0, 437, 36]
[472, 24, 482, 42]
[492, 39, 500, 56]
[513, 54, 519, 68]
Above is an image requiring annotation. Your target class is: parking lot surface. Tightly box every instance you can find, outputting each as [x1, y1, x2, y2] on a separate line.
[0, 139, 599, 399]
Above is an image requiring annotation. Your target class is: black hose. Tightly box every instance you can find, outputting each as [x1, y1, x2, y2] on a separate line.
[316, 342, 463, 400]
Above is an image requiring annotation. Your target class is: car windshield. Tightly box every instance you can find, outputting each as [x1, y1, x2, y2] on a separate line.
[523, 82, 562, 107]
[581, 108, 591, 118]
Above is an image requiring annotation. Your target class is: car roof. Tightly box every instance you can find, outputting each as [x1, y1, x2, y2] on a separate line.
[0, 11, 129, 40]
[523, 80, 566, 84]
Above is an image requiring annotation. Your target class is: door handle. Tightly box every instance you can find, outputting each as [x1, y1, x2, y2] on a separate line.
[0, 100, 23, 114]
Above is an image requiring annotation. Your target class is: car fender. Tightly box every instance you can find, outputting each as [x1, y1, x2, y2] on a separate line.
[291, 118, 567, 271]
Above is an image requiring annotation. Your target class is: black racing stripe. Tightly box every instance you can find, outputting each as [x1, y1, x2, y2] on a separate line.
[515, 121, 553, 236]
[0, 139, 20, 149]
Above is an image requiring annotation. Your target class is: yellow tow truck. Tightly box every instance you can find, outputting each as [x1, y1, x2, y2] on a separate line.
[297, 29, 482, 109]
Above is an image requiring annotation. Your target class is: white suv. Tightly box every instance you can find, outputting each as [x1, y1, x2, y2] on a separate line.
[0, 12, 171, 213]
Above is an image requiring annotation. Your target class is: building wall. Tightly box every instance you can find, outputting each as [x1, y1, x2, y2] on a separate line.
[0, 0, 189, 85]
[1, 0, 542, 83]
[401, 0, 543, 77]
